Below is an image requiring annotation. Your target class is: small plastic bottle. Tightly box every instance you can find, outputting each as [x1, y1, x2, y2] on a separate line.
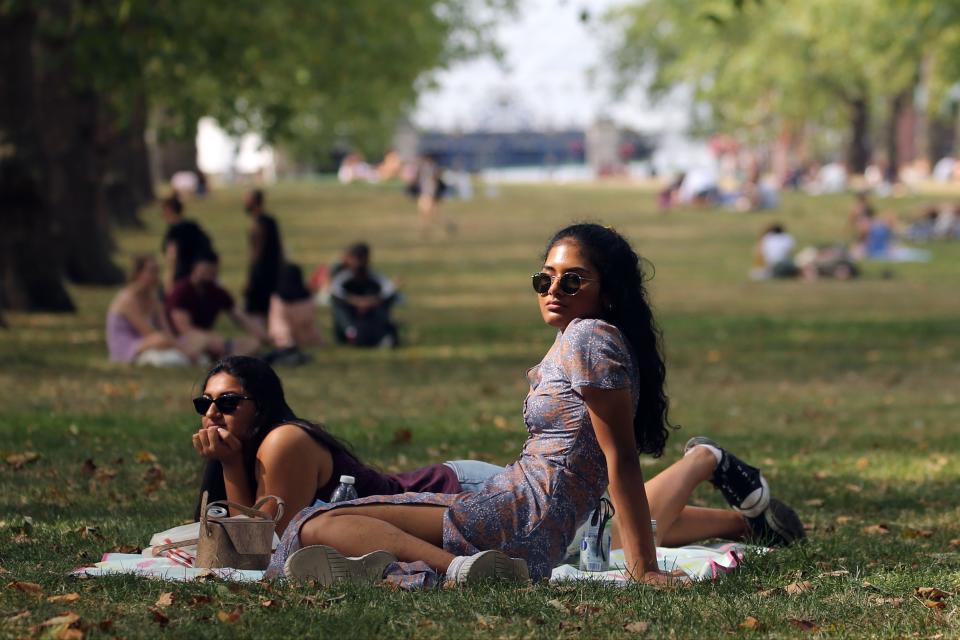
[580, 499, 614, 572]
[207, 505, 228, 518]
[329, 475, 359, 503]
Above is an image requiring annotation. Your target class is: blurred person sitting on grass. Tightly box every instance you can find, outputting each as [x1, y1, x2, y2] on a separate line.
[750, 223, 798, 280]
[166, 250, 267, 359]
[330, 242, 400, 348]
[265, 223, 805, 588]
[160, 194, 213, 293]
[264, 263, 323, 366]
[106, 255, 196, 366]
[191, 356, 503, 533]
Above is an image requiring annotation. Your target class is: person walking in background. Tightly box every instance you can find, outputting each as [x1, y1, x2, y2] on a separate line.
[243, 189, 284, 326]
[161, 195, 214, 292]
[330, 243, 399, 348]
[166, 250, 268, 359]
[105, 255, 195, 366]
[408, 154, 455, 235]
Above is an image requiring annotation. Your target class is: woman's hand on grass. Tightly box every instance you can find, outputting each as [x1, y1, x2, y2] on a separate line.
[192, 426, 243, 463]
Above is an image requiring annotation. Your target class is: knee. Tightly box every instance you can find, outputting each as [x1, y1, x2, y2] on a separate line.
[300, 513, 338, 546]
[685, 445, 718, 479]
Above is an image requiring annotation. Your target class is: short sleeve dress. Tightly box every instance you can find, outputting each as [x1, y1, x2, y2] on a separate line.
[268, 318, 639, 582]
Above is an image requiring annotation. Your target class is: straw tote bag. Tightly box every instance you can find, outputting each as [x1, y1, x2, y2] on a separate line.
[154, 492, 284, 570]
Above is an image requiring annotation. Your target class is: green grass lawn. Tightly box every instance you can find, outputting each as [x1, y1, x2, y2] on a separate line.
[2, 181, 959, 638]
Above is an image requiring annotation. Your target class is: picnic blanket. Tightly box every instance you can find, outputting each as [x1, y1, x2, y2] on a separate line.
[73, 542, 758, 584]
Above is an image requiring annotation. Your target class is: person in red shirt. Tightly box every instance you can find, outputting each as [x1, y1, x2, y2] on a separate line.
[166, 250, 267, 359]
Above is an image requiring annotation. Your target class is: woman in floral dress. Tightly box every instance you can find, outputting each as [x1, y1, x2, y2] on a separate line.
[268, 224, 803, 586]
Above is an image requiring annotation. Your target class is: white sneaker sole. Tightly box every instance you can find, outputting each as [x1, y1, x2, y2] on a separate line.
[283, 545, 396, 584]
[459, 550, 529, 584]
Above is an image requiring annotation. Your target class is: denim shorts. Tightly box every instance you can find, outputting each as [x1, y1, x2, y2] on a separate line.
[443, 459, 505, 493]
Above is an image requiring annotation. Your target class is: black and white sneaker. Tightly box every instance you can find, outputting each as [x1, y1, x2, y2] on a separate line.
[684, 436, 770, 517]
[746, 498, 806, 546]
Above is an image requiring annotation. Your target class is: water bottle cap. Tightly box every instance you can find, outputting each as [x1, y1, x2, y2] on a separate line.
[339, 475, 355, 485]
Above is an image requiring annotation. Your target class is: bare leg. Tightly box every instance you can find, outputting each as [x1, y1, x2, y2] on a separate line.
[300, 504, 454, 573]
[611, 446, 749, 547]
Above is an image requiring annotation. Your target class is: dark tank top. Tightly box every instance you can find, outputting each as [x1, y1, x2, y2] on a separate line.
[315, 448, 460, 502]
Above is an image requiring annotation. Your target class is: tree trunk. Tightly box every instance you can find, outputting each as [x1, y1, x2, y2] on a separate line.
[0, 8, 75, 312]
[96, 93, 153, 228]
[847, 97, 871, 175]
[35, 25, 124, 286]
[886, 91, 908, 183]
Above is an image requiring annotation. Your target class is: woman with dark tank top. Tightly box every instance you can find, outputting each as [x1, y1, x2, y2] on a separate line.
[191, 356, 501, 533]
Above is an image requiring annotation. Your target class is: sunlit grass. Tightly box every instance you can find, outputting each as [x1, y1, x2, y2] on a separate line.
[1, 181, 958, 637]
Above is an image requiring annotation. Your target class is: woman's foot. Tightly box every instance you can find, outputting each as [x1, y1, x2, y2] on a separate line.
[446, 550, 529, 585]
[283, 545, 396, 584]
[745, 498, 806, 546]
[684, 437, 770, 517]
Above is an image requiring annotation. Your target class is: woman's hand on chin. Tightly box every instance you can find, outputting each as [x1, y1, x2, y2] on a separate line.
[191, 426, 243, 464]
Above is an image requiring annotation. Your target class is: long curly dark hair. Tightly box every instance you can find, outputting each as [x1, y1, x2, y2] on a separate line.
[544, 223, 674, 457]
[193, 356, 358, 519]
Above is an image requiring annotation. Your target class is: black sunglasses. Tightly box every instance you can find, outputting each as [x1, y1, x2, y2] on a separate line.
[192, 393, 253, 416]
[531, 271, 595, 296]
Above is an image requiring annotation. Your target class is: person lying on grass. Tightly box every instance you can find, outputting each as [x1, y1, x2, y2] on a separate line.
[265, 223, 805, 587]
[191, 355, 504, 533]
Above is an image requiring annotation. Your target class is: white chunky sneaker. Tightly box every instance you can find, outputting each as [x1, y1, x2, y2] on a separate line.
[449, 550, 529, 585]
[283, 545, 396, 584]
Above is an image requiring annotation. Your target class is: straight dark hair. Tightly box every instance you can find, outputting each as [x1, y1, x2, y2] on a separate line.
[545, 223, 674, 457]
[194, 356, 358, 519]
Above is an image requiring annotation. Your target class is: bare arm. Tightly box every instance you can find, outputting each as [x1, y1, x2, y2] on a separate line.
[170, 308, 195, 335]
[227, 309, 269, 341]
[164, 242, 178, 291]
[582, 386, 673, 584]
[254, 425, 327, 533]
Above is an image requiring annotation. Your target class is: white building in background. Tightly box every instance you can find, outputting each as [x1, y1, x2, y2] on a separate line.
[196, 117, 277, 183]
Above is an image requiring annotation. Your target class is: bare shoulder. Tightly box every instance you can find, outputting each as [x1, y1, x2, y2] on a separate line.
[258, 424, 325, 461]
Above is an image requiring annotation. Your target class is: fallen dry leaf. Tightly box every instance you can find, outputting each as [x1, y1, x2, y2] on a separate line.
[784, 581, 814, 595]
[804, 498, 824, 508]
[5, 452, 40, 469]
[6, 610, 30, 623]
[574, 602, 603, 616]
[817, 570, 850, 578]
[41, 612, 80, 628]
[923, 599, 946, 610]
[558, 619, 582, 631]
[872, 596, 904, 607]
[155, 592, 174, 608]
[739, 616, 761, 630]
[149, 607, 169, 627]
[80, 459, 97, 475]
[474, 613, 501, 629]
[47, 592, 81, 603]
[836, 516, 853, 525]
[757, 587, 780, 597]
[855, 457, 869, 470]
[190, 594, 214, 606]
[391, 429, 412, 445]
[546, 598, 569, 613]
[863, 524, 890, 535]
[624, 620, 650, 633]
[915, 587, 953, 601]
[788, 618, 819, 632]
[813, 470, 832, 479]
[216, 608, 243, 624]
[7, 581, 43, 596]
[135, 451, 158, 464]
[55, 629, 84, 640]
[904, 528, 934, 539]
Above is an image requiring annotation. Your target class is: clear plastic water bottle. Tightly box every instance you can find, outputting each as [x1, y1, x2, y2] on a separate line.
[329, 475, 358, 502]
[580, 498, 614, 572]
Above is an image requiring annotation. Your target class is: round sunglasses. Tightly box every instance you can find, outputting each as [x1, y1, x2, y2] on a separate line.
[192, 393, 253, 416]
[531, 271, 595, 296]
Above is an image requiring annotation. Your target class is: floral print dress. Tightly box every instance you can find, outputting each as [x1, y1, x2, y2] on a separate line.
[268, 318, 638, 583]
